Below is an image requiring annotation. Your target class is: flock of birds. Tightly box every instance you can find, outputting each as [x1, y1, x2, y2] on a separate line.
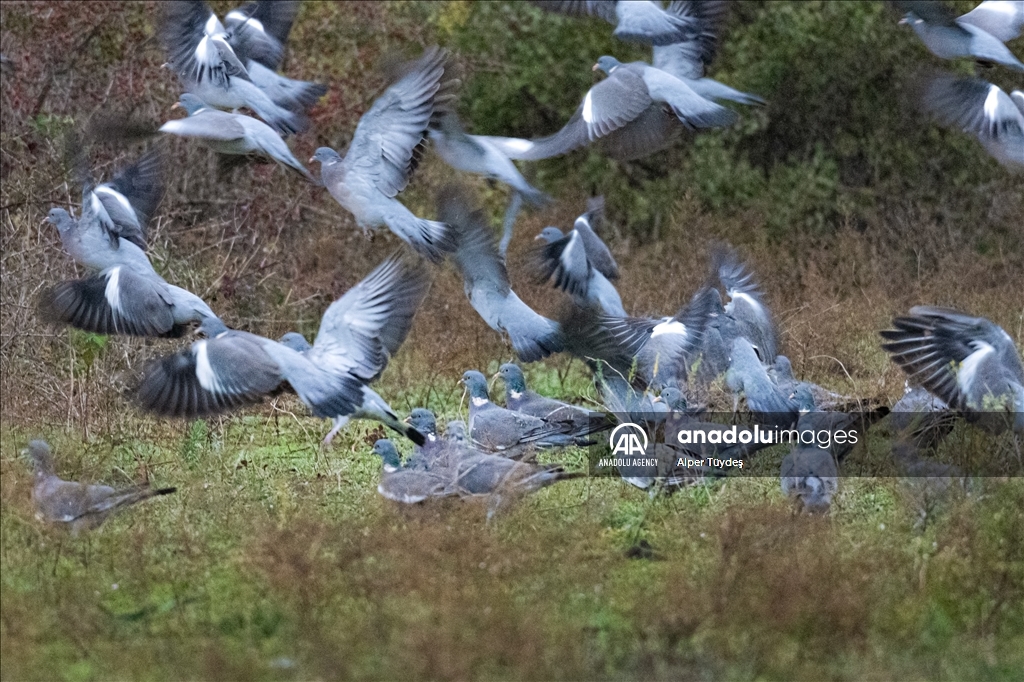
[14, 0, 1024, 532]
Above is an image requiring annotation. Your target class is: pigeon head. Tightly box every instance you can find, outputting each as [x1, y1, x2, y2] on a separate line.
[45, 208, 74, 235]
[406, 408, 437, 437]
[310, 147, 342, 165]
[197, 316, 229, 338]
[278, 332, 312, 352]
[372, 439, 402, 471]
[460, 370, 490, 400]
[593, 56, 622, 75]
[792, 386, 816, 413]
[445, 420, 467, 443]
[660, 387, 687, 411]
[175, 93, 208, 115]
[25, 440, 55, 477]
[535, 227, 564, 244]
[498, 363, 527, 394]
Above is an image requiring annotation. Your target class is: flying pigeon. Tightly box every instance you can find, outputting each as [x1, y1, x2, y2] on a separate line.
[880, 306, 1024, 433]
[479, 55, 737, 162]
[600, 283, 718, 390]
[895, 1, 1024, 71]
[160, 0, 322, 134]
[921, 73, 1024, 169]
[957, 0, 1024, 42]
[497, 362, 610, 437]
[429, 110, 549, 256]
[653, 1, 766, 106]
[535, 208, 626, 317]
[310, 47, 459, 263]
[135, 255, 431, 445]
[725, 329, 799, 422]
[460, 370, 583, 458]
[712, 244, 779, 364]
[41, 205, 219, 338]
[160, 93, 316, 181]
[69, 146, 164, 251]
[26, 440, 176, 535]
[220, 1, 328, 116]
[372, 439, 455, 503]
[532, 1, 698, 46]
[441, 187, 564, 362]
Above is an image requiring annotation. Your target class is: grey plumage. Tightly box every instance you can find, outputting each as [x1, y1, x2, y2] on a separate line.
[311, 47, 458, 263]
[136, 256, 430, 445]
[372, 439, 454, 504]
[653, 1, 766, 106]
[78, 148, 164, 251]
[42, 205, 219, 337]
[922, 73, 1024, 169]
[725, 331, 798, 422]
[713, 244, 778, 364]
[441, 187, 564, 362]
[26, 440, 176, 535]
[160, 1, 300, 134]
[460, 370, 581, 459]
[957, 1, 1024, 42]
[479, 55, 737, 162]
[533, 1, 698, 46]
[498, 362, 610, 438]
[880, 306, 1024, 433]
[896, 2, 1024, 71]
[160, 93, 316, 182]
[535, 210, 625, 317]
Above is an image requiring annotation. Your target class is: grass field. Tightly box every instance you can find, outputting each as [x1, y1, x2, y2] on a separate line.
[2, 1, 1024, 680]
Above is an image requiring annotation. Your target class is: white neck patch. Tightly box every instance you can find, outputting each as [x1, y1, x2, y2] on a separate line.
[471, 396, 489, 407]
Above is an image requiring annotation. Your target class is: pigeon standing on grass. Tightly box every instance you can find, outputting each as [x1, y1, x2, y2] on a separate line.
[310, 47, 459, 263]
[26, 440, 176, 535]
[497, 362, 611, 437]
[372, 439, 455, 504]
[135, 255, 431, 445]
[441, 187, 564, 361]
[41, 203, 220, 338]
[460, 370, 583, 458]
[160, 93, 316, 182]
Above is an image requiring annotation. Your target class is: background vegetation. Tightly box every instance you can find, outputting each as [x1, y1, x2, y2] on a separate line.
[1, 1, 1022, 679]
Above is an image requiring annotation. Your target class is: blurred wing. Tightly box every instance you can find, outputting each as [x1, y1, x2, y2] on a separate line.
[653, 0, 729, 78]
[159, 109, 248, 141]
[923, 74, 1024, 140]
[343, 47, 454, 198]
[439, 186, 511, 296]
[135, 334, 283, 417]
[310, 256, 431, 381]
[573, 214, 619, 280]
[100, 148, 164, 234]
[957, 0, 1024, 42]
[537, 230, 592, 298]
[161, 1, 250, 87]
[225, 0, 299, 68]
[40, 267, 181, 338]
[531, 0, 618, 22]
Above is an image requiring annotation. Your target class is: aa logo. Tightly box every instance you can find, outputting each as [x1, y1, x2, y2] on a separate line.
[609, 423, 649, 456]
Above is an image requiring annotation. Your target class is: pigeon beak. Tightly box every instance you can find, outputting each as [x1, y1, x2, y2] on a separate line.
[171, 102, 181, 110]
[898, 17, 907, 25]
[534, 234, 544, 241]
[402, 415, 411, 424]
[592, 63, 600, 72]
[309, 156, 316, 164]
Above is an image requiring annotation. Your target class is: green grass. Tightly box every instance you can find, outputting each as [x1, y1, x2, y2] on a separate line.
[2, 412, 1022, 681]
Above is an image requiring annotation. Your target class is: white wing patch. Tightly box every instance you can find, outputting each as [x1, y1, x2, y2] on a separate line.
[729, 290, 761, 310]
[958, 341, 995, 395]
[582, 90, 595, 124]
[194, 341, 223, 394]
[104, 267, 123, 314]
[226, 10, 267, 35]
[983, 84, 1002, 123]
[94, 185, 135, 216]
[652, 319, 686, 338]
